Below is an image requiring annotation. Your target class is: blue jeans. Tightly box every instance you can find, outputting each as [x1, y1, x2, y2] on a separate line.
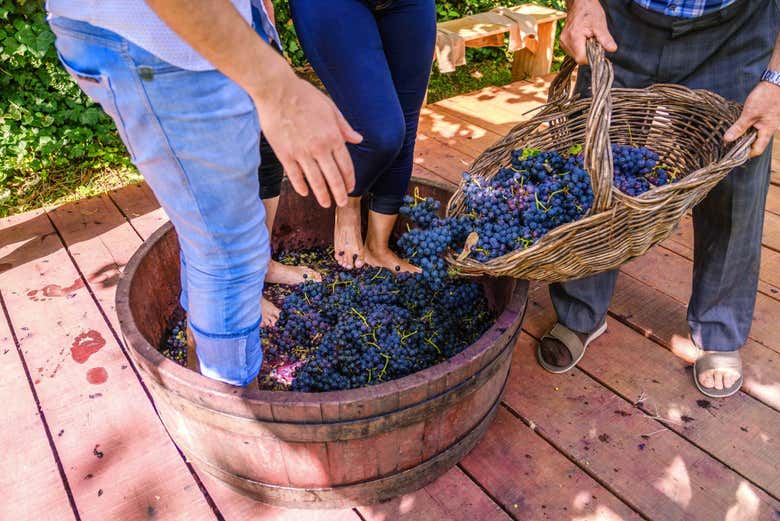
[290, 0, 436, 214]
[49, 17, 268, 386]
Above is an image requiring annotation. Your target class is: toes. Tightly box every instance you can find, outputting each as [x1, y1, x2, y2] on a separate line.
[722, 371, 740, 389]
[698, 370, 715, 389]
[261, 299, 281, 328]
[305, 269, 323, 282]
[713, 371, 725, 390]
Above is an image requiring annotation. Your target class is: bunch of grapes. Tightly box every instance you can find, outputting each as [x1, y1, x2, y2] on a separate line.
[611, 144, 673, 196]
[444, 143, 675, 262]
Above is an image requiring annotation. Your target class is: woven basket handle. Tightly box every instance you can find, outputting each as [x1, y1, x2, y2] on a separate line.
[549, 39, 615, 213]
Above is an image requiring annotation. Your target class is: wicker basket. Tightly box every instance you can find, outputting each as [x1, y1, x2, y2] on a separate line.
[445, 40, 756, 282]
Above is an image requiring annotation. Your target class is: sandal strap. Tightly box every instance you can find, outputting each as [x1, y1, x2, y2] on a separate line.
[695, 350, 742, 374]
[545, 323, 586, 360]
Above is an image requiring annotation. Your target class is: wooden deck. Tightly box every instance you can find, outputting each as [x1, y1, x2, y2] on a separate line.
[2, 77, 780, 521]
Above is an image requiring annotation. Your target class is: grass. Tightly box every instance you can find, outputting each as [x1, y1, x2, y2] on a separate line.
[427, 58, 514, 104]
[3, 164, 142, 216]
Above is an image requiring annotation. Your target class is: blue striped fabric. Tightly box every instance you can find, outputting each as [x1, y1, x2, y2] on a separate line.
[632, 0, 738, 17]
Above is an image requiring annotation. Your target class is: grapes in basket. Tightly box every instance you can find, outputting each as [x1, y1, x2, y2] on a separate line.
[449, 143, 677, 262]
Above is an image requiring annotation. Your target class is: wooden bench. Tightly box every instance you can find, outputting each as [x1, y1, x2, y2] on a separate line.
[436, 4, 567, 80]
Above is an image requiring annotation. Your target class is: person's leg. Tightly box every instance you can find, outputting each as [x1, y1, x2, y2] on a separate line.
[688, 150, 771, 387]
[539, 0, 668, 369]
[662, 0, 779, 392]
[50, 18, 267, 386]
[257, 134, 322, 285]
[544, 0, 660, 337]
[290, 0, 406, 269]
[359, 0, 435, 272]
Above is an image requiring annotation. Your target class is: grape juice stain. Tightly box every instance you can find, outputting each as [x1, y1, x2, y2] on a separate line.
[71, 330, 105, 364]
[86, 367, 108, 385]
[27, 278, 84, 301]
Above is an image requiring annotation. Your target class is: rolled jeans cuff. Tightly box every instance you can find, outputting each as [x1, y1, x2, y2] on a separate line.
[189, 319, 263, 386]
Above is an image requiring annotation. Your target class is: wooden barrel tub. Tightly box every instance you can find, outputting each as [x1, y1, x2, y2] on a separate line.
[116, 178, 528, 508]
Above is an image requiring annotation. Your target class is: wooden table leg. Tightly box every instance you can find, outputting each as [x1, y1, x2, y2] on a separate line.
[511, 20, 558, 80]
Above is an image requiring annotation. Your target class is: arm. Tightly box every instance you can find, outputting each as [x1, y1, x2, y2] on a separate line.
[724, 33, 780, 158]
[262, 0, 275, 25]
[560, 0, 618, 64]
[144, 0, 362, 208]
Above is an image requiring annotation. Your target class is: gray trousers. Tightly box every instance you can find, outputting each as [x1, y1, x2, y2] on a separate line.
[550, 0, 779, 351]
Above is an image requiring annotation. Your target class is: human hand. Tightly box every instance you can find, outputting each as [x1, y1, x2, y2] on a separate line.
[255, 76, 362, 208]
[724, 81, 780, 157]
[560, 0, 617, 64]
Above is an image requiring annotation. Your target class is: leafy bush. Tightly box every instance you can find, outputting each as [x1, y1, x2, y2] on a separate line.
[0, 0, 133, 214]
[0, 0, 566, 216]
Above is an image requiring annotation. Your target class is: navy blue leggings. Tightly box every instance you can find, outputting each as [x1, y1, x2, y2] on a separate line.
[290, 0, 436, 214]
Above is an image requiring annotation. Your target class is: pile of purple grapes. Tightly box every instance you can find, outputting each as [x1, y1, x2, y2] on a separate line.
[161, 198, 495, 392]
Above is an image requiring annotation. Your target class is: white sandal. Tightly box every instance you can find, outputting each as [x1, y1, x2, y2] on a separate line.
[537, 321, 608, 374]
[693, 349, 743, 398]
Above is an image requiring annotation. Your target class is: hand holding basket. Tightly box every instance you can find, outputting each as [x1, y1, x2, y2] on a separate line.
[445, 40, 756, 282]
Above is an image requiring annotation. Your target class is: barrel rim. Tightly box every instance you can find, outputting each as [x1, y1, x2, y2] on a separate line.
[116, 178, 528, 409]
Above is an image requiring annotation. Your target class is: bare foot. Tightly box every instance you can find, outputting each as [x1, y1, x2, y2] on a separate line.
[262, 298, 281, 328]
[185, 323, 200, 373]
[363, 244, 421, 274]
[672, 335, 742, 392]
[698, 361, 741, 391]
[334, 197, 365, 269]
[266, 259, 322, 285]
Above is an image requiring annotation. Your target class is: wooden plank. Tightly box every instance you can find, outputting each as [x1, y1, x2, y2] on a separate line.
[48, 195, 145, 332]
[465, 33, 505, 48]
[500, 77, 558, 106]
[503, 4, 567, 25]
[412, 164, 457, 188]
[460, 406, 641, 520]
[766, 184, 780, 216]
[418, 106, 501, 158]
[0, 209, 217, 521]
[771, 135, 779, 186]
[437, 18, 507, 41]
[762, 211, 780, 252]
[413, 133, 473, 185]
[357, 467, 509, 521]
[503, 331, 780, 520]
[432, 92, 526, 136]
[0, 281, 76, 521]
[620, 246, 780, 356]
[107, 182, 168, 240]
[603, 274, 780, 412]
[521, 283, 780, 498]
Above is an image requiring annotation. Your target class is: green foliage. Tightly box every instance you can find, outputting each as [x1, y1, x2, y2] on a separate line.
[1, 0, 567, 216]
[0, 0, 132, 214]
